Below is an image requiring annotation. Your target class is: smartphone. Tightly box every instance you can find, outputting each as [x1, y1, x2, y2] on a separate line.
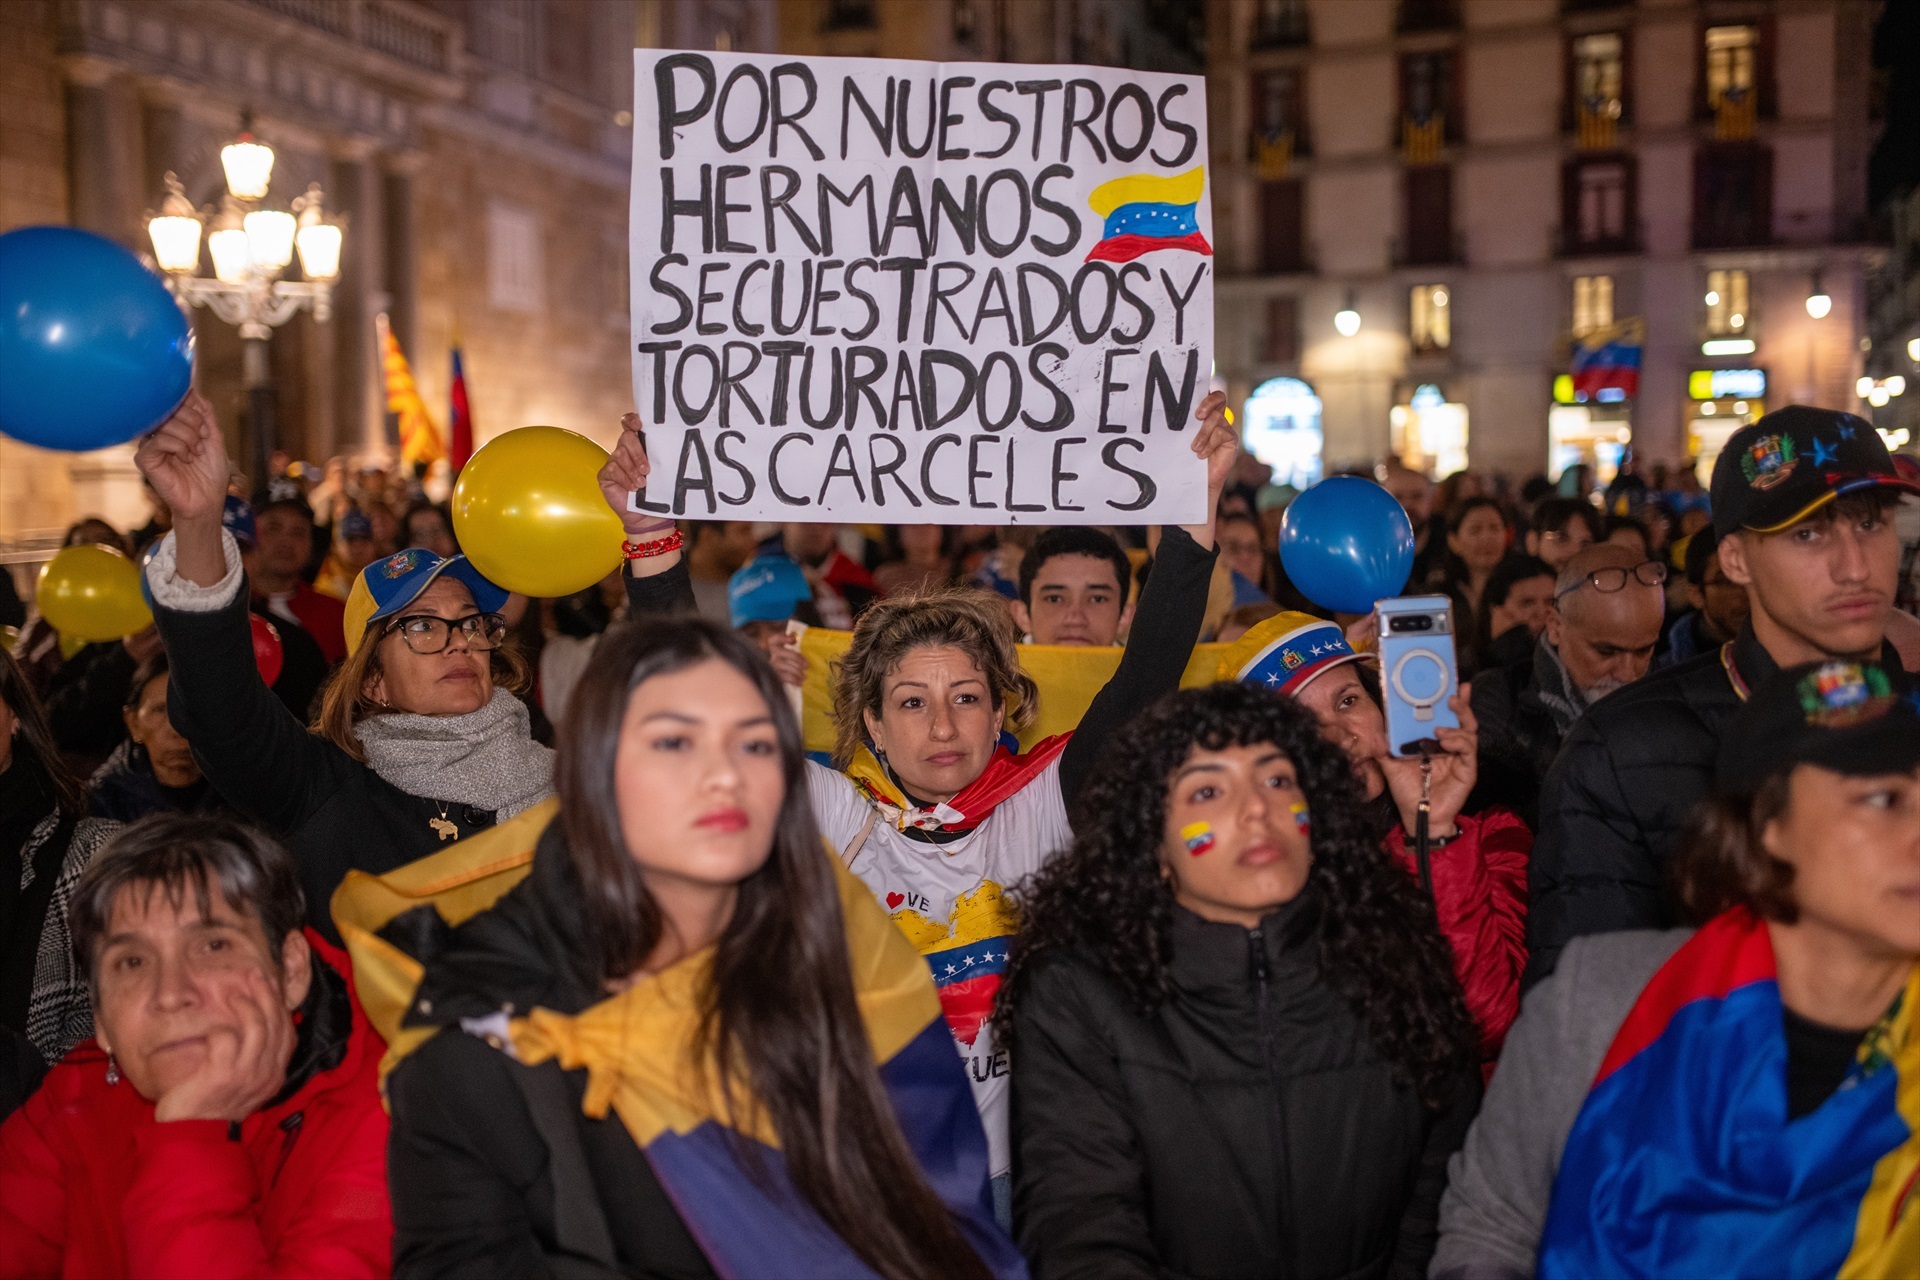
[1376, 595, 1460, 758]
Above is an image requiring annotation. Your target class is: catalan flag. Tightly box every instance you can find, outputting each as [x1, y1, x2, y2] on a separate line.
[376, 312, 444, 467]
[1539, 909, 1920, 1279]
[1084, 166, 1212, 264]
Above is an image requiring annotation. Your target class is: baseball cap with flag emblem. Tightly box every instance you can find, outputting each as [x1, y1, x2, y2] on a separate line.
[1221, 611, 1366, 697]
[343, 548, 508, 657]
[1709, 405, 1919, 539]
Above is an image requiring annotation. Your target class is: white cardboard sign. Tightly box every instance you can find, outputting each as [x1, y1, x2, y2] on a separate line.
[628, 50, 1213, 525]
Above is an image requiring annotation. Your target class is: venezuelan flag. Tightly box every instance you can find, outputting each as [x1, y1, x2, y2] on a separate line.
[1084, 166, 1212, 264]
[1538, 909, 1920, 1279]
[333, 803, 1027, 1280]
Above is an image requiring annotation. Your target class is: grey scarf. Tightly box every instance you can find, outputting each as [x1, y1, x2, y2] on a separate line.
[354, 690, 554, 818]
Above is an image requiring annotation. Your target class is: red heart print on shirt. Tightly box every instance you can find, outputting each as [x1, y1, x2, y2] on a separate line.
[885, 891, 906, 910]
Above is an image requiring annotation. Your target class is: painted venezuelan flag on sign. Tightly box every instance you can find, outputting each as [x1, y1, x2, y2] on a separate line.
[1085, 166, 1212, 264]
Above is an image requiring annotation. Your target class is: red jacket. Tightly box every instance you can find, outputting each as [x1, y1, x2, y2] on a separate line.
[256, 582, 348, 666]
[0, 935, 391, 1279]
[1385, 809, 1531, 1071]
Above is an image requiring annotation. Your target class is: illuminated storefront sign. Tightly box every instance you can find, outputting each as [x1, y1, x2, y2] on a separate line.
[1688, 368, 1767, 400]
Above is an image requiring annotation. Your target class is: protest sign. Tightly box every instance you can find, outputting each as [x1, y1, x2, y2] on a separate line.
[628, 50, 1213, 525]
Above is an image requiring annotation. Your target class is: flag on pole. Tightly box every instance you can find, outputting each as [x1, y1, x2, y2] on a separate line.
[375, 312, 445, 467]
[448, 345, 474, 474]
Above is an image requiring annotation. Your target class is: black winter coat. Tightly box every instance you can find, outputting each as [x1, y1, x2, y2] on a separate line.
[1464, 637, 1582, 831]
[157, 586, 497, 943]
[385, 824, 715, 1279]
[1525, 623, 1905, 986]
[1010, 898, 1479, 1280]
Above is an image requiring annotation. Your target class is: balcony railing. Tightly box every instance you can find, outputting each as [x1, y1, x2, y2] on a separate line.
[1251, 128, 1297, 179]
[1393, 231, 1465, 268]
[1402, 113, 1446, 164]
[1714, 89, 1757, 141]
[1396, 0, 1460, 34]
[1575, 98, 1621, 150]
[247, 0, 453, 73]
[1553, 218, 1645, 257]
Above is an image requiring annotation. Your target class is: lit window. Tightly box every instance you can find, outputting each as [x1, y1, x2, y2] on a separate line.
[1705, 26, 1756, 108]
[1573, 33, 1623, 116]
[1706, 269, 1749, 334]
[1573, 275, 1614, 340]
[1410, 283, 1450, 352]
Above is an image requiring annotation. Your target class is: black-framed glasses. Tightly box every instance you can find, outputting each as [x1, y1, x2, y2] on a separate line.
[1555, 560, 1667, 601]
[385, 612, 507, 654]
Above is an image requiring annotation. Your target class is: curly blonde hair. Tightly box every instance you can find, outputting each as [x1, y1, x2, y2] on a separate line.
[829, 588, 1038, 769]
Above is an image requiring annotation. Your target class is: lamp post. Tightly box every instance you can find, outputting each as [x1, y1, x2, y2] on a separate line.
[145, 117, 343, 487]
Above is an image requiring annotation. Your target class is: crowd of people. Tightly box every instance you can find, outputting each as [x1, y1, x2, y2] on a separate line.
[1, 388, 1917, 1279]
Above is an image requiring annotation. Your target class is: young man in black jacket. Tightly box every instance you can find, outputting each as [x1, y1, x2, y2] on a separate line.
[1525, 407, 1918, 986]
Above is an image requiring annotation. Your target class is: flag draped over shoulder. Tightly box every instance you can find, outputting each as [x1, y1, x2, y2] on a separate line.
[332, 801, 1025, 1280]
[794, 626, 1236, 758]
[376, 312, 445, 467]
[1539, 909, 1920, 1279]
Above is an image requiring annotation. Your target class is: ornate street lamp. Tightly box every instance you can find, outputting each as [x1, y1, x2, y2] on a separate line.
[145, 113, 343, 487]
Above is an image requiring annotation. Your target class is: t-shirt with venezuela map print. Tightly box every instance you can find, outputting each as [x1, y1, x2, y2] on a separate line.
[808, 755, 1071, 1180]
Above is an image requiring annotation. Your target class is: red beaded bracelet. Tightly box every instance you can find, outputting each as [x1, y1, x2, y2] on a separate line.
[622, 530, 684, 560]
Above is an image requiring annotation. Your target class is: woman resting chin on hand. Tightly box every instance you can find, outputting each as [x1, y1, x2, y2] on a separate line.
[0, 814, 391, 1278]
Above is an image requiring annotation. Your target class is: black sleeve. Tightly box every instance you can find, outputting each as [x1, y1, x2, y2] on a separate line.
[388, 1031, 599, 1280]
[1059, 525, 1216, 803]
[1011, 961, 1159, 1280]
[621, 561, 698, 622]
[1522, 719, 1667, 989]
[1388, 1068, 1481, 1280]
[0, 570, 24, 631]
[155, 582, 352, 836]
[42, 644, 135, 757]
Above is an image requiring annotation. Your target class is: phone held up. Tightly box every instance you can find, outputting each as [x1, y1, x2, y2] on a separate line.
[1376, 595, 1460, 758]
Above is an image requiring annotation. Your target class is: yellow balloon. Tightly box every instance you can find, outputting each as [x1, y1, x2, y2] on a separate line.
[451, 426, 627, 599]
[36, 544, 153, 642]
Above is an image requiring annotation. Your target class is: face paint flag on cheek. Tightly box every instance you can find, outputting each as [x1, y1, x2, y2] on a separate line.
[1289, 801, 1311, 836]
[1180, 821, 1216, 856]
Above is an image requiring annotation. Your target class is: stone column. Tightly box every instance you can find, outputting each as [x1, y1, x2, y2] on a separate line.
[381, 152, 424, 365]
[136, 77, 184, 210]
[329, 140, 384, 459]
[61, 54, 130, 246]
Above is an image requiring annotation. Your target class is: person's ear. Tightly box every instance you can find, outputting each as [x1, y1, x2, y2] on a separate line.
[1009, 599, 1032, 636]
[861, 706, 886, 755]
[123, 705, 142, 745]
[278, 929, 313, 1012]
[1545, 605, 1565, 648]
[1718, 532, 1753, 587]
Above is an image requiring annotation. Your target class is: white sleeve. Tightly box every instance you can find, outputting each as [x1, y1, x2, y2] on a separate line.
[143, 529, 245, 612]
[805, 760, 872, 854]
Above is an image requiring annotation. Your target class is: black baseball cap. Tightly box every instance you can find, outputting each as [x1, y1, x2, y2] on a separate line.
[1709, 405, 1919, 538]
[1716, 659, 1920, 798]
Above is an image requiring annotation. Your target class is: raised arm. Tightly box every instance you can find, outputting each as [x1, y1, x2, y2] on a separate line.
[600, 412, 697, 619]
[135, 394, 347, 834]
[1059, 391, 1234, 803]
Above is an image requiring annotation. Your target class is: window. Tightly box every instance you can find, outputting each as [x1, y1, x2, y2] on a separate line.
[1403, 166, 1454, 266]
[1570, 31, 1624, 141]
[1252, 69, 1306, 173]
[824, 0, 875, 31]
[952, 0, 977, 44]
[1400, 51, 1460, 150]
[1705, 269, 1750, 336]
[1572, 275, 1613, 340]
[1692, 144, 1772, 248]
[1260, 179, 1305, 274]
[1704, 26, 1756, 107]
[1396, 0, 1459, 34]
[487, 200, 543, 312]
[1251, 0, 1309, 48]
[1562, 157, 1636, 253]
[1265, 296, 1299, 364]
[1410, 284, 1451, 353]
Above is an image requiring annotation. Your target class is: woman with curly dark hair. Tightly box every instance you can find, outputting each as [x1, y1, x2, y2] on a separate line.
[997, 681, 1482, 1280]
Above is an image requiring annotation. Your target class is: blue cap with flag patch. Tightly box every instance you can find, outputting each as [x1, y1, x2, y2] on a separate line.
[343, 547, 508, 658]
[729, 553, 813, 627]
[1221, 611, 1365, 697]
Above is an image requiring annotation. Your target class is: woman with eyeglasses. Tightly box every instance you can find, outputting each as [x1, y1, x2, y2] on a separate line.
[134, 393, 549, 943]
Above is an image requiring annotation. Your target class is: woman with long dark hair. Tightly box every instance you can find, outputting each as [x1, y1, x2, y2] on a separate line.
[997, 682, 1481, 1279]
[0, 647, 118, 1068]
[384, 618, 1023, 1280]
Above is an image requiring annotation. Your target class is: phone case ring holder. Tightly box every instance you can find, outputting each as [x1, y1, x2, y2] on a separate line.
[1389, 648, 1450, 723]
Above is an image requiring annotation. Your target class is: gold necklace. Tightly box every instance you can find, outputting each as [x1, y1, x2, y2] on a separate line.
[428, 801, 458, 842]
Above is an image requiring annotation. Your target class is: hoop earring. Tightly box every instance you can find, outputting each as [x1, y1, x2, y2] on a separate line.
[105, 1053, 120, 1086]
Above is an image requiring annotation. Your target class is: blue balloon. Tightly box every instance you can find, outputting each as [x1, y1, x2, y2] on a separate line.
[1278, 476, 1416, 614]
[0, 226, 193, 451]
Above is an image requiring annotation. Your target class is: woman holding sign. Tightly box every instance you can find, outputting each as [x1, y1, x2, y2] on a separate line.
[604, 393, 1238, 1218]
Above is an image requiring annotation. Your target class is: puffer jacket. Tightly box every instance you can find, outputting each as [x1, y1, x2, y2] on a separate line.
[1524, 624, 1906, 987]
[1010, 896, 1480, 1280]
[0, 935, 391, 1278]
[1384, 810, 1530, 1067]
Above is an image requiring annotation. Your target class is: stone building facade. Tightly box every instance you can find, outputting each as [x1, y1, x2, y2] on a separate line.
[1208, 0, 1886, 484]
